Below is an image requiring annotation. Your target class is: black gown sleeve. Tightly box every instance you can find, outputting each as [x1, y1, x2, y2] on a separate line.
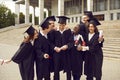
[47, 30, 56, 50]
[34, 38, 45, 61]
[88, 35, 100, 54]
[66, 29, 74, 50]
[11, 42, 33, 64]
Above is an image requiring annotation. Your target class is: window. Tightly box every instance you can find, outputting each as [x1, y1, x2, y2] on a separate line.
[68, 18, 70, 23]
[79, 16, 82, 21]
[93, 0, 107, 12]
[110, 13, 113, 20]
[76, 17, 78, 23]
[64, 0, 84, 15]
[110, 0, 120, 10]
[72, 17, 74, 23]
[117, 13, 120, 20]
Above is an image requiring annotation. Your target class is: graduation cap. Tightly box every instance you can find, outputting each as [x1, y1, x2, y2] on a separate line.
[40, 16, 56, 29]
[84, 11, 94, 19]
[25, 25, 35, 35]
[57, 16, 70, 24]
[89, 18, 101, 26]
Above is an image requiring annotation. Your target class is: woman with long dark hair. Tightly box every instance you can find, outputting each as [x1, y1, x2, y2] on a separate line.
[4, 26, 38, 80]
[82, 21, 104, 80]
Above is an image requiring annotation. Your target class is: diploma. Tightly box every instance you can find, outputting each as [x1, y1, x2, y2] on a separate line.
[99, 30, 103, 37]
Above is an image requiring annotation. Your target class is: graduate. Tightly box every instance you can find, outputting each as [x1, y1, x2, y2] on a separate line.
[81, 19, 103, 80]
[4, 25, 38, 80]
[48, 16, 73, 80]
[34, 16, 56, 80]
[78, 15, 90, 72]
[70, 25, 85, 80]
[79, 14, 89, 40]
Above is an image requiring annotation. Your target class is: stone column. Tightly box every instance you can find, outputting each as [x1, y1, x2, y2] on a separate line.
[87, 0, 93, 11]
[39, 0, 44, 24]
[81, 0, 84, 15]
[105, 0, 110, 21]
[15, 4, 20, 25]
[32, 6, 35, 25]
[51, 0, 58, 15]
[25, 0, 30, 24]
[113, 13, 117, 20]
[58, 0, 64, 16]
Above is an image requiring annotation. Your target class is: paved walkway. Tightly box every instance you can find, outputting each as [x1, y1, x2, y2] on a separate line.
[0, 43, 120, 80]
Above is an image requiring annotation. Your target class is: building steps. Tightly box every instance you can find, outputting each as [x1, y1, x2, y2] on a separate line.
[103, 38, 120, 59]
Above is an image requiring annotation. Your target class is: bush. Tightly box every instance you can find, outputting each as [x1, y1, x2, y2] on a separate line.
[0, 4, 16, 29]
[19, 12, 25, 24]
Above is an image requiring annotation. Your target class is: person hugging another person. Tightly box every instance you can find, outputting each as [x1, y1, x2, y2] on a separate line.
[34, 16, 56, 80]
[4, 26, 38, 80]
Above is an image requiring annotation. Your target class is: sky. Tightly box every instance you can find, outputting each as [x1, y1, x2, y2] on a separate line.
[0, 0, 39, 16]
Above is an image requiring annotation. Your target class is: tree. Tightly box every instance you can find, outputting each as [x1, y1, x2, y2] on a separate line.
[19, 12, 25, 23]
[29, 14, 39, 25]
[0, 4, 16, 28]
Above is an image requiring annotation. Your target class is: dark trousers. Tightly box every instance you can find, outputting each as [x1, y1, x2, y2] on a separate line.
[54, 71, 71, 80]
[37, 74, 50, 80]
[54, 71, 60, 80]
[86, 76, 93, 80]
[95, 76, 101, 80]
[73, 75, 81, 80]
[66, 71, 71, 80]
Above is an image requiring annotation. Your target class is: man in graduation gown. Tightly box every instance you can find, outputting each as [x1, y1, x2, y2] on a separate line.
[77, 12, 91, 80]
[34, 16, 56, 80]
[48, 16, 74, 80]
[5, 26, 38, 80]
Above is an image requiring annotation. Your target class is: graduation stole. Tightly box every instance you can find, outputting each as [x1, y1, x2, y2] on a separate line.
[74, 34, 86, 46]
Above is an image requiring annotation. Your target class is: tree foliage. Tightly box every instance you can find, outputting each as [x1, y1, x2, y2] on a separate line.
[29, 14, 39, 25]
[0, 4, 16, 28]
[19, 12, 25, 24]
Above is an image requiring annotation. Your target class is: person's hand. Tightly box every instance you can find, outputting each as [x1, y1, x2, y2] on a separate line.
[0, 59, 4, 65]
[54, 47, 61, 53]
[4, 59, 11, 64]
[98, 36, 104, 42]
[44, 54, 50, 59]
[65, 25, 69, 30]
[82, 46, 89, 51]
[61, 45, 68, 51]
[77, 45, 82, 51]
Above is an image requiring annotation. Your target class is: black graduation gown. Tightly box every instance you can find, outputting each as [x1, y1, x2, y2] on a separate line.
[12, 42, 34, 80]
[70, 34, 83, 76]
[79, 21, 88, 62]
[79, 21, 88, 41]
[84, 33, 103, 79]
[48, 29, 74, 73]
[34, 33, 52, 79]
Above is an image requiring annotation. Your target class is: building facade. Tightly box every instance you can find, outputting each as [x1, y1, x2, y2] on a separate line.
[64, 0, 120, 23]
[14, 0, 120, 25]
